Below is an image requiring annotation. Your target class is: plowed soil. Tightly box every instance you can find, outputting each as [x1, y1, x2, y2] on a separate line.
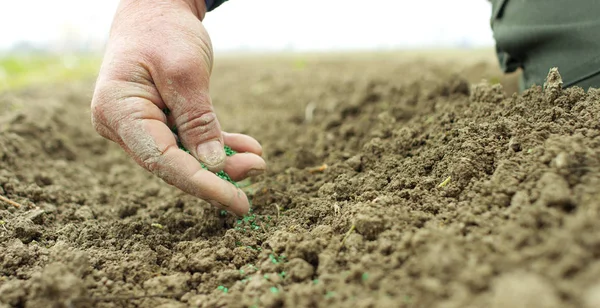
[2, 51, 600, 308]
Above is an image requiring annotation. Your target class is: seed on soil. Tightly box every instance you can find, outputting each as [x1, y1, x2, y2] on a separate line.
[269, 253, 286, 264]
[217, 285, 229, 293]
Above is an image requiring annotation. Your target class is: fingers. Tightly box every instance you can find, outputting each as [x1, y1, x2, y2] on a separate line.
[223, 132, 263, 156]
[129, 116, 250, 215]
[142, 124, 248, 215]
[93, 94, 250, 215]
[224, 153, 267, 181]
[222, 132, 266, 181]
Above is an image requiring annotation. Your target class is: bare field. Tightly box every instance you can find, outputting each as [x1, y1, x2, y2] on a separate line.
[2, 51, 600, 308]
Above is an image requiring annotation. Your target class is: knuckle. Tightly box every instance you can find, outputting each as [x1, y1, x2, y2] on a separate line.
[161, 54, 203, 83]
[91, 93, 113, 139]
[90, 103, 105, 128]
[177, 109, 220, 140]
[141, 154, 161, 175]
[138, 144, 176, 181]
[92, 119, 110, 140]
[134, 139, 162, 175]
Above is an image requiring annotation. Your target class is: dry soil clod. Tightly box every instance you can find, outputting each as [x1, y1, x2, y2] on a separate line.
[544, 67, 563, 102]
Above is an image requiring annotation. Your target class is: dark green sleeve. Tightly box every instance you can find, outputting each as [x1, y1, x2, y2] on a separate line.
[207, 0, 229, 11]
[491, 0, 600, 91]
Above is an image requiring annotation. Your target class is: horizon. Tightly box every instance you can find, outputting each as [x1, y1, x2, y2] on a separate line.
[0, 0, 495, 53]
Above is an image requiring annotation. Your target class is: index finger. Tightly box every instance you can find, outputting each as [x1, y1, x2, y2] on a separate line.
[117, 99, 250, 216]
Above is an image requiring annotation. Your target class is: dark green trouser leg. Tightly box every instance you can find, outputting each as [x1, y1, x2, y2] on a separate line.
[490, 0, 600, 91]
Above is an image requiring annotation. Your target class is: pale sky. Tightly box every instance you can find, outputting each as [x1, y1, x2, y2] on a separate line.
[0, 0, 495, 52]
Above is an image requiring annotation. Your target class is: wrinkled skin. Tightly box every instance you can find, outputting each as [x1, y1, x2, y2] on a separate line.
[91, 0, 265, 215]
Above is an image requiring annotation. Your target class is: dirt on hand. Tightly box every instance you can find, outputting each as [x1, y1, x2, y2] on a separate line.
[1, 52, 600, 308]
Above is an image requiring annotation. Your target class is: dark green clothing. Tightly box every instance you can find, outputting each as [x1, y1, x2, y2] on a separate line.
[491, 0, 600, 91]
[207, 0, 228, 11]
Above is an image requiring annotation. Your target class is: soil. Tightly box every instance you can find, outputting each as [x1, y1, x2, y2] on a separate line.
[1, 51, 600, 308]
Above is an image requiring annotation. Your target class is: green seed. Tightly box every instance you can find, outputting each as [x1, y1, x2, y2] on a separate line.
[362, 273, 369, 281]
[217, 285, 228, 293]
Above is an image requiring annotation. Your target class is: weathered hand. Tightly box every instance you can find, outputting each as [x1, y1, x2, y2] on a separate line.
[91, 0, 265, 215]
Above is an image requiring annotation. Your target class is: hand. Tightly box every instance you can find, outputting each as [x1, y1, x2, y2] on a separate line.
[91, 0, 265, 215]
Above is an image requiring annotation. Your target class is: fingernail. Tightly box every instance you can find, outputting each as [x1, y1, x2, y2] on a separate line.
[197, 140, 226, 171]
[245, 168, 265, 178]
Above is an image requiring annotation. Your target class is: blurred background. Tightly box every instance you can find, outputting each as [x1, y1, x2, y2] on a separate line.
[0, 0, 495, 91]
